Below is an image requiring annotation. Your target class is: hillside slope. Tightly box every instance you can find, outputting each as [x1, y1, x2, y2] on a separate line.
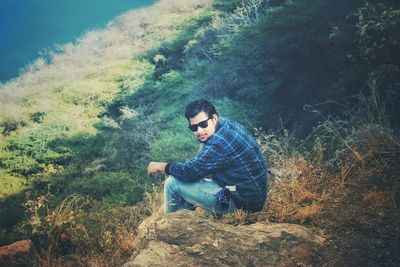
[0, 0, 399, 266]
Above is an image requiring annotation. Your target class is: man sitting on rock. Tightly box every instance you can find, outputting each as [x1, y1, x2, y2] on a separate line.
[147, 99, 268, 216]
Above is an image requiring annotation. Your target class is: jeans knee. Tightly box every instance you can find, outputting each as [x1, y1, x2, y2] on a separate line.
[164, 175, 179, 194]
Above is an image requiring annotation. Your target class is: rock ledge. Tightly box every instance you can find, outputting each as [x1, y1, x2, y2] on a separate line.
[124, 210, 324, 266]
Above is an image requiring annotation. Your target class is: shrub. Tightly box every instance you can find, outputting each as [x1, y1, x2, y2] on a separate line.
[1, 125, 72, 177]
[148, 128, 198, 163]
[2, 153, 41, 176]
[22, 193, 83, 265]
[67, 172, 145, 205]
[0, 117, 27, 135]
[22, 193, 146, 267]
[255, 85, 400, 224]
[356, 1, 400, 66]
[30, 112, 46, 123]
[102, 113, 159, 172]
[257, 132, 328, 223]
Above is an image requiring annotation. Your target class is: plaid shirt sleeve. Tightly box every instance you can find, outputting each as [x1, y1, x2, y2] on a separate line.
[167, 139, 232, 182]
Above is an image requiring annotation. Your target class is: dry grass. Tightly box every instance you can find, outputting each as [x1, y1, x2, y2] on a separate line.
[143, 184, 164, 216]
[221, 96, 398, 225]
[295, 204, 323, 221]
[51, 186, 165, 267]
[220, 209, 249, 225]
[26, 193, 149, 267]
[252, 84, 400, 226]
[254, 134, 329, 223]
[363, 191, 388, 208]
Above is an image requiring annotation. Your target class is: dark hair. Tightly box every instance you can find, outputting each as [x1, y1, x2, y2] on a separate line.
[185, 99, 218, 120]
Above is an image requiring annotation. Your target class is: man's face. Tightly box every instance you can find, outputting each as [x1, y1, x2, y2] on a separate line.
[189, 111, 219, 143]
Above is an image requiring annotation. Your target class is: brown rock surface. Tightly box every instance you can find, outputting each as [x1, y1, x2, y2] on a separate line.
[123, 210, 324, 267]
[0, 239, 40, 267]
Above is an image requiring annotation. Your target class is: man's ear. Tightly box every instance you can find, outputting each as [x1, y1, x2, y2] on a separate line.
[212, 113, 219, 122]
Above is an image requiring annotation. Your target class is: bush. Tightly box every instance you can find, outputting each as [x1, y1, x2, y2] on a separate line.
[3, 125, 71, 176]
[255, 130, 327, 223]
[0, 117, 28, 135]
[67, 172, 145, 205]
[30, 112, 46, 123]
[148, 129, 198, 162]
[356, 1, 400, 66]
[254, 86, 400, 224]
[102, 113, 159, 172]
[21, 192, 147, 266]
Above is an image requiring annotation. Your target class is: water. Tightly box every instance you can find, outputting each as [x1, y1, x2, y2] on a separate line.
[0, 0, 155, 82]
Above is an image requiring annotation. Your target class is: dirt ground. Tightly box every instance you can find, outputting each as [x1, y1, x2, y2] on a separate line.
[311, 164, 400, 267]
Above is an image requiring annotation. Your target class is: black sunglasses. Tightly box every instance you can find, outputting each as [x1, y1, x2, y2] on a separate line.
[188, 117, 212, 132]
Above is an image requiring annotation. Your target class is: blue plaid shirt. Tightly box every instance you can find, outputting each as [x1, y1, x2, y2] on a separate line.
[167, 118, 268, 212]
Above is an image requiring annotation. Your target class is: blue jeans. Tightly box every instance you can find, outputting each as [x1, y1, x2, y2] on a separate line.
[164, 176, 237, 217]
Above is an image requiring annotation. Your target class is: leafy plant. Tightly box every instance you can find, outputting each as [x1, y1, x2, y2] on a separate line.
[22, 193, 87, 264]
[356, 1, 400, 65]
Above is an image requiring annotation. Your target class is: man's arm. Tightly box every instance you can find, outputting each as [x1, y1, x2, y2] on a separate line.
[167, 143, 230, 183]
[147, 162, 168, 176]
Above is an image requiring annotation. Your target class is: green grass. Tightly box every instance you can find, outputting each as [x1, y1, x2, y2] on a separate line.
[0, 0, 214, 238]
[0, 170, 27, 200]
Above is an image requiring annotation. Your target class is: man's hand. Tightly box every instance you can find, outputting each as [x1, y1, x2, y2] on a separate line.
[147, 162, 167, 176]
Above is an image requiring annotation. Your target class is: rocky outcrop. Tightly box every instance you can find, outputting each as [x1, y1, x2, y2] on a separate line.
[0, 239, 40, 267]
[123, 210, 324, 267]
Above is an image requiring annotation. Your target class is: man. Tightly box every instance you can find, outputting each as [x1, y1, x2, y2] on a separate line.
[147, 99, 267, 216]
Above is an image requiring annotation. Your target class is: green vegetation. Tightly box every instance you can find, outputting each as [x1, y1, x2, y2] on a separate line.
[0, 0, 399, 266]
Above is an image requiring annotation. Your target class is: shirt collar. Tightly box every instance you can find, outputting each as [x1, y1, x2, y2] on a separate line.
[205, 118, 225, 144]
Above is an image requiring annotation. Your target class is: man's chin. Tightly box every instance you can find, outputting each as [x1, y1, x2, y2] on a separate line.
[198, 136, 208, 143]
